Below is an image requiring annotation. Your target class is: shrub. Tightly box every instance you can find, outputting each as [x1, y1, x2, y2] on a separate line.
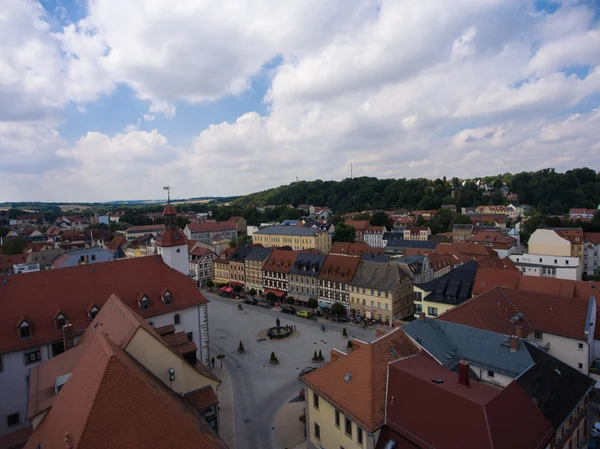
[331, 302, 345, 317]
[286, 297, 295, 305]
[266, 292, 277, 302]
[307, 298, 318, 310]
[313, 350, 318, 360]
[347, 341, 353, 349]
[270, 351, 279, 364]
[342, 327, 348, 337]
[238, 340, 245, 353]
[318, 350, 323, 361]
[248, 288, 257, 297]
[232, 284, 243, 294]
[206, 279, 214, 288]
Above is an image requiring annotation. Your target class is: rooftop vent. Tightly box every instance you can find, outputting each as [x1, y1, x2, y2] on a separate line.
[344, 373, 352, 382]
[389, 348, 397, 357]
[555, 368, 561, 375]
[432, 378, 444, 384]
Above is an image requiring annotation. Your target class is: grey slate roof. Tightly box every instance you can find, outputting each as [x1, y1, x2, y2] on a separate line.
[518, 342, 595, 428]
[402, 319, 534, 377]
[245, 247, 273, 261]
[415, 260, 478, 304]
[349, 260, 408, 291]
[383, 232, 404, 241]
[26, 248, 65, 266]
[289, 253, 327, 276]
[361, 254, 390, 263]
[254, 226, 324, 236]
[229, 245, 254, 262]
[385, 240, 437, 250]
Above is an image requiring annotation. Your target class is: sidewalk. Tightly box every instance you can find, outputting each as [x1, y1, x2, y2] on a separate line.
[274, 399, 306, 449]
[212, 364, 236, 449]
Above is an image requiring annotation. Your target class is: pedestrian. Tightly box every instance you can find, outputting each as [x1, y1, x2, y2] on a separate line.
[211, 357, 215, 369]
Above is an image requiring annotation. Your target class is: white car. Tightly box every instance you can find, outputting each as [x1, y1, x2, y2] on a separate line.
[592, 422, 600, 438]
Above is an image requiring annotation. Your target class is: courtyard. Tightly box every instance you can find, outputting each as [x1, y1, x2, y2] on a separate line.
[206, 292, 378, 449]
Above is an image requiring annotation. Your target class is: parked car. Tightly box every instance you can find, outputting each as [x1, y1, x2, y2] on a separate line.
[333, 315, 349, 323]
[592, 422, 600, 439]
[244, 298, 257, 305]
[297, 310, 311, 318]
[299, 367, 317, 378]
[281, 306, 296, 314]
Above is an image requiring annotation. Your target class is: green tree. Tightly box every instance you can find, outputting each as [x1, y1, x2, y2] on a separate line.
[318, 350, 323, 360]
[330, 302, 345, 317]
[370, 211, 393, 229]
[266, 292, 277, 302]
[307, 298, 318, 310]
[248, 288, 257, 297]
[270, 352, 278, 363]
[232, 284, 243, 294]
[238, 340, 245, 353]
[313, 350, 318, 360]
[451, 214, 472, 225]
[1, 238, 25, 255]
[286, 297, 295, 305]
[229, 238, 238, 248]
[206, 279, 214, 288]
[330, 214, 344, 225]
[333, 223, 356, 243]
[342, 328, 347, 337]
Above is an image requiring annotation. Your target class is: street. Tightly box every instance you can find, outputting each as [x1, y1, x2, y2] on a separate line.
[206, 292, 378, 449]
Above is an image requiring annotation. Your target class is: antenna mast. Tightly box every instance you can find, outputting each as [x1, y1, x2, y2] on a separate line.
[351, 163, 353, 179]
[163, 185, 171, 204]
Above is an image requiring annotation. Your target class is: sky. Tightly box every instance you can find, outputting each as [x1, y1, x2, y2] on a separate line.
[1, 0, 600, 202]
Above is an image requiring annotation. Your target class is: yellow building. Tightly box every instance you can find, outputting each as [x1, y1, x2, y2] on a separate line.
[252, 226, 331, 254]
[413, 261, 478, 318]
[301, 329, 420, 449]
[349, 261, 413, 323]
[212, 248, 235, 285]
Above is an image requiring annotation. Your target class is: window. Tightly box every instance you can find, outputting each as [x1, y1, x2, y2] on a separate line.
[55, 314, 66, 330]
[578, 363, 583, 370]
[487, 370, 494, 378]
[6, 413, 20, 428]
[415, 304, 422, 314]
[313, 392, 319, 409]
[370, 289, 374, 295]
[176, 248, 181, 253]
[24, 347, 41, 365]
[362, 299, 366, 306]
[427, 307, 438, 317]
[51, 341, 65, 357]
[377, 302, 381, 309]
[335, 409, 340, 427]
[174, 314, 181, 325]
[186, 332, 193, 342]
[314, 422, 320, 440]
[91, 254, 96, 261]
[370, 301, 374, 307]
[357, 427, 363, 445]
[139, 296, 149, 311]
[385, 303, 389, 311]
[163, 293, 172, 305]
[534, 330, 543, 340]
[578, 343, 584, 351]
[19, 322, 31, 339]
[89, 306, 99, 320]
[345, 417, 352, 436]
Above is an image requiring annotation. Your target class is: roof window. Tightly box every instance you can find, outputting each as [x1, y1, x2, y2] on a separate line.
[139, 295, 150, 311]
[162, 290, 172, 305]
[344, 373, 352, 382]
[18, 319, 31, 339]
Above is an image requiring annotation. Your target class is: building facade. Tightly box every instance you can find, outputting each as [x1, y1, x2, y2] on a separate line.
[288, 253, 326, 299]
[363, 226, 386, 248]
[244, 247, 272, 294]
[189, 247, 217, 287]
[403, 227, 431, 241]
[184, 222, 238, 244]
[317, 254, 361, 310]
[344, 220, 369, 243]
[584, 233, 600, 276]
[262, 249, 299, 295]
[252, 226, 332, 254]
[509, 253, 582, 281]
[349, 261, 413, 323]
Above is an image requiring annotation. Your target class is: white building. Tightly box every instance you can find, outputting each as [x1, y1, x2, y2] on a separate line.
[184, 222, 237, 244]
[509, 253, 582, 280]
[584, 233, 600, 276]
[363, 225, 386, 248]
[0, 227, 210, 438]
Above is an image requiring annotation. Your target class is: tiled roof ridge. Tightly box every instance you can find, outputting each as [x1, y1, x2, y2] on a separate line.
[438, 292, 489, 330]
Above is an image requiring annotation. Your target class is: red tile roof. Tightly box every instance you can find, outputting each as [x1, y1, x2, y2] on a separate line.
[467, 232, 517, 245]
[190, 246, 216, 257]
[126, 224, 165, 233]
[439, 287, 591, 341]
[0, 426, 32, 449]
[330, 242, 369, 256]
[24, 329, 227, 449]
[473, 268, 521, 295]
[585, 233, 600, 244]
[318, 253, 361, 283]
[263, 249, 299, 273]
[157, 227, 188, 247]
[345, 220, 370, 230]
[0, 253, 28, 271]
[554, 228, 584, 245]
[385, 354, 553, 449]
[0, 256, 208, 354]
[186, 222, 236, 233]
[302, 328, 420, 432]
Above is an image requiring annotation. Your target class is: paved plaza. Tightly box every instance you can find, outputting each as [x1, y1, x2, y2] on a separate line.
[206, 292, 378, 449]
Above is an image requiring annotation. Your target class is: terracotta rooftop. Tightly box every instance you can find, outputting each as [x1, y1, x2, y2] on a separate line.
[344, 220, 370, 230]
[157, 227, 188, 247]
[585, 232, 600, 244]
[439, 287, 592, 341]
[24, 328, 226, 449]
[382, 354, 553, 449]
[0, 253, 28, 271]
[0, 256, 208, 354]
[467, 232, 517, 245]
[302, 328, 420, 432]
[472, 268, 521, 295]
[318, 253, 361, 283]
[554, 228, 583, 245]
[330, 242, 369, 256]
[126, 224, 165, 233]
[263, 249, 299, 274]
[186, 221, 236, 233]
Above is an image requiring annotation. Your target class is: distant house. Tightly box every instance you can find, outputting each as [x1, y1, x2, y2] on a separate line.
[403, 227, 431, 241]
[569, 208, 597, 221]
[363, 225, 386, 248]
[467, 231, 517, 258]
[584, 232, 600, 276]
[125, 224, 165, 241]
[51, 247, 116, 269]
[288, 253, 327, 302]
[188, 246, 217, 287]
[184, 221, 237, 244]
[344, 220, 370, 243]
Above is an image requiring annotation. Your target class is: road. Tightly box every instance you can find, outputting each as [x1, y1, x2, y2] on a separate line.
[206, 292, 378, 449]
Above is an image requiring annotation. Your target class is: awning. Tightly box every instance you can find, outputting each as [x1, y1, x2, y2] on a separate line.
[265, 289, 286, 298]
[220, 286, 233, 293]
[229, 281, 244, 287]
[219, 286, 228, 291]
[291, 294, 311, 303]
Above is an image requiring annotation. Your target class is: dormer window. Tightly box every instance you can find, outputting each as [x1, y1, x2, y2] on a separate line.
[19, 320, 31, 339]
[139, 296, 150, 311]
[88, 306, 99, 320]
[162, 290, 173, 306]
[55, 313, 67, 330]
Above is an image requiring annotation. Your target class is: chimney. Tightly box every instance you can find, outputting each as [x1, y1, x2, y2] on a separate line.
[510, 335, 518, 352]
[515, 326, 523, 338]
[458, 360, 470, 386]
[63, 323, 74, 351]
[419, 312, 426, 321]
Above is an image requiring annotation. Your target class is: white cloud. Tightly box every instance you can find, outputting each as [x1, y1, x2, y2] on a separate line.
[1, 0, 600, 201]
